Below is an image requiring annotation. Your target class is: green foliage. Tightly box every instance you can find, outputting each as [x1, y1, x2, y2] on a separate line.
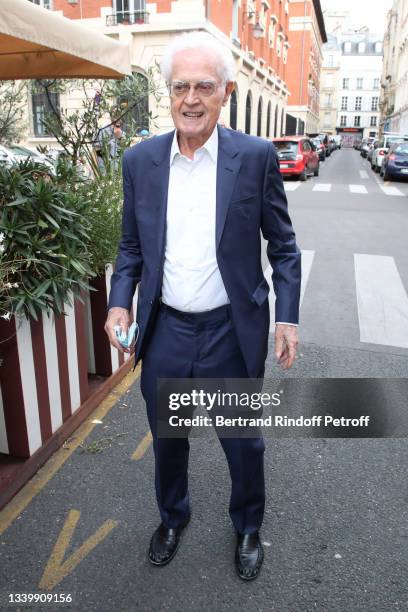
[0, 81, 27, 144]
[0, 159, 95, 321]
[75, 161, 124, 274]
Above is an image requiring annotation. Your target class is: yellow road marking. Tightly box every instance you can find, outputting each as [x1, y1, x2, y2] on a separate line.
[0, 365, 141, 537]
[39, 509, 118, 590]
[132, 430, 152, 460]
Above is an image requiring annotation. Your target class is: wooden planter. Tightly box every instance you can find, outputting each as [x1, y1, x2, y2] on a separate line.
[84, 264, 138, 377]
[0, 298, 89, 458]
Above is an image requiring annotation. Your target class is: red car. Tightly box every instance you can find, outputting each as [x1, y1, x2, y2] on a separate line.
[272, 136, 320, 180]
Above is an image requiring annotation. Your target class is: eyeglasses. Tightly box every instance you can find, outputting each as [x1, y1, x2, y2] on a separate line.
[167, 80, 221, 98]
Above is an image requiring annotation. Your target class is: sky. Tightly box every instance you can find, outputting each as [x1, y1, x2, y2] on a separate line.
[320, 0, 394, 37]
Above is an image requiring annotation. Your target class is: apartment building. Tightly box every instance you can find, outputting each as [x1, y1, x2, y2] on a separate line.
[24, 0, 293, 146]
[380, 0, 408, 135]
[285, 0, 327, 135]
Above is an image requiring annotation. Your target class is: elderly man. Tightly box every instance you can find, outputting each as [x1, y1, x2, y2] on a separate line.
[105, 31, 301, 581]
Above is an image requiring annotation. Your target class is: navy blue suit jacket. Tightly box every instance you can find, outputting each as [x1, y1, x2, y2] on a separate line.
[108, 125, 301, 377]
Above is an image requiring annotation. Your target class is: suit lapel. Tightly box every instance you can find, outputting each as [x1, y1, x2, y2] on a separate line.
[216, 126, 241, 249]
[150, 131, 174, 258]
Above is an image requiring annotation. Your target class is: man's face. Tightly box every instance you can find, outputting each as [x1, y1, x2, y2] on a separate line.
[169, 48, 234, 143]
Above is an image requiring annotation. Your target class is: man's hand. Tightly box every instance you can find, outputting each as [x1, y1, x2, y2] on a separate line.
[104, 306, 130, 354]
[275, 324, 298, 370]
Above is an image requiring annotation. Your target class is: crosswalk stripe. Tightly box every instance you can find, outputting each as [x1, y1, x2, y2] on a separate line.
[379, 185, 405, 197]
[349, 184, 368, 194]
[264, 250, 315, 332]
[359, 170, 369, 179]
[312, 183, 331, 192]
[283, 182, 301, 191]
[354, 254, 408, 348]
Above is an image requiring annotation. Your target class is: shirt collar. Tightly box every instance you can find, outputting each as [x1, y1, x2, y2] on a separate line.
[170, 124, 218, 165]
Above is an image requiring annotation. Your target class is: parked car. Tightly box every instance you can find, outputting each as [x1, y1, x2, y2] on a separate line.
[333, 135, 342, 149]
[311, 137, 326, 161]
[0, 144, 17, 168]
[380, 141, 408, 180]
[360, 137, 375, 158]
[371, 133, 408, 172]
[354, 139, 362, 150]
[366, 140, 379, 164]
[7, 144, 56, 174]
[272, 136, 319, 180]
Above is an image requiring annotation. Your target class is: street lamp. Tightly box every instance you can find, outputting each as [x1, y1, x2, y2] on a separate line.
[246, 10, 265, 40]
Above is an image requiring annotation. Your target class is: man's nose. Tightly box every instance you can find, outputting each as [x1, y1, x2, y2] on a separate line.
[184, 85, 200, 104]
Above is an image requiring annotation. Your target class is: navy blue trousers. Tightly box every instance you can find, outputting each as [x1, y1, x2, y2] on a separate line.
[140, 303, 265, 534]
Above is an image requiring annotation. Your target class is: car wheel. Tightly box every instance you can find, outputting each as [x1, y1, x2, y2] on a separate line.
[313, 162, 319, 177]
[383, 167, 392, 181]
[375, 165, 380, 173]
[299, 167, 307, 181]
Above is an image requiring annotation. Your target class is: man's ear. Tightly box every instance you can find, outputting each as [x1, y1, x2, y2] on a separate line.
[222, 82, 235, 107]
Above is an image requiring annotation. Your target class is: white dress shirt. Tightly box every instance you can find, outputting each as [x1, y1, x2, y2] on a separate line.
[161, 126, 230, 312]
[160, 125, 296, 325]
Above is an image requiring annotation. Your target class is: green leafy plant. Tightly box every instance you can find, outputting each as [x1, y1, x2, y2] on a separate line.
[76, 159, 124, 274]
[0, 159, 96, 320]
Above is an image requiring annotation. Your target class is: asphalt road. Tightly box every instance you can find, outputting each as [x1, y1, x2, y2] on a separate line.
[1, 147, 408, 612]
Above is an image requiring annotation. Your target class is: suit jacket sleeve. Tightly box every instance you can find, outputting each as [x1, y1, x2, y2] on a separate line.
[107, 152, 143, 311]
[261, 143, 301, 324]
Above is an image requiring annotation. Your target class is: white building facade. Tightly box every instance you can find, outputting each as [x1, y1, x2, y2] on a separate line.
[336, 36, 382, 145]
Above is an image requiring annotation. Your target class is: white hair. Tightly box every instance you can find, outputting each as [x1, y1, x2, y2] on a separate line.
[161, 31, 236, 83]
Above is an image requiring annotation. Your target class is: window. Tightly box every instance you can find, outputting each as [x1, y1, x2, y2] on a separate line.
[230, 90, 238, 130]
[375, 41, 382, 53]
[266, 101, 271, 138]
[29, 0, 52, 8]
[371, 97, 379, 111]
[324, 112, 331, 127]
[326, 74, 333, 87]
[274, 105, 279, 137]
[357, 78, 363, 89]
[113, 0, 146, 22]
[343, 78, 349, 89]
[373, 78, 380, 89]
[370, 116, 377, 127]
[344, 42, 352, 53]
[31, 81, 60, 136]
[257, 97, 263, 137]
[328, 55, 334, 67]
[340, 115, 347, 127]
[232, 0, 239, 41]
[354, 115, 361, 127]
[341, 96, 348, 110]
[355, 96, 362, 111]
[358, 42, 365, 53]
[245, 92, 252, 135]
[119, 72, 149, 133]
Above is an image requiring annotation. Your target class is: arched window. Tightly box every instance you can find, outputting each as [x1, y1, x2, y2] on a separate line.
[274, 105, 279, 137]
[230, 90, 238, 130]
[245, 92, 252, 135]
[119, 71, 149, 135]
[266, 101, 271, 138]
[281, 107, 285, 136]
[32, 80, 60, 136]
[257, 97, 263, 137]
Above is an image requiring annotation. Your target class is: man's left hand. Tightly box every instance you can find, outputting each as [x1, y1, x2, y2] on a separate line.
[275, 324, 298, 370]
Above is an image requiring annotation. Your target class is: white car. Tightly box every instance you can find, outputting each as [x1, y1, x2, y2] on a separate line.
[371, 133, 408, 173]
[0, 144, 17, 168]
[7, 144, 56, 175]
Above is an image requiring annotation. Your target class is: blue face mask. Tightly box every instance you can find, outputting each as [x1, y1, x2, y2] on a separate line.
[114, 321, 139, 349]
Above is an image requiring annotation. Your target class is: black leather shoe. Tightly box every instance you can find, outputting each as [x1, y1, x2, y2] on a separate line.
[148, 520, 189, 566]
[235, 532, 264, 580]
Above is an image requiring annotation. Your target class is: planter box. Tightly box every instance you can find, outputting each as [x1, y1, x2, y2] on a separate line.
[84, 264, 138, 377]
[0, 297, 89, 458]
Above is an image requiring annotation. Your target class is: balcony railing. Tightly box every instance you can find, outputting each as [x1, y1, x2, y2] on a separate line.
[106, 11, 149, 26]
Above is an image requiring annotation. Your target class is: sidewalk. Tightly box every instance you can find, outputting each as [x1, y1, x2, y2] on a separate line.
[0, 345, 407, 611]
